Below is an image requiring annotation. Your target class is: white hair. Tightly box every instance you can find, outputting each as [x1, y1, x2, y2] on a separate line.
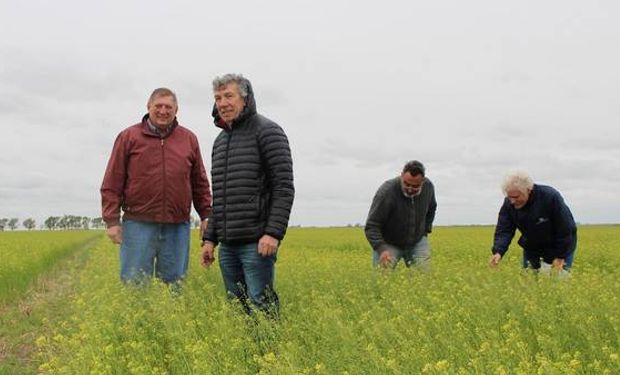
[501, 170, 534, 194]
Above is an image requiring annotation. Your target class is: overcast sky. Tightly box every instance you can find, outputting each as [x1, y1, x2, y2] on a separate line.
[1, 0, 619, 228]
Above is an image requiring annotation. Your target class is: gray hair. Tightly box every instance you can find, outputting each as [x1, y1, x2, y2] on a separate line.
[501, 170, 534, 194]
[212, 73, 249, 98]
[148, 87, 177, 105]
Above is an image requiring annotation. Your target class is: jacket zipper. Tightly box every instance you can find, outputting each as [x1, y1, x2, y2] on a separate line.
[161, 138, 166, 221]
[408, 197, 415, 242]
[223, 131, 232, 241]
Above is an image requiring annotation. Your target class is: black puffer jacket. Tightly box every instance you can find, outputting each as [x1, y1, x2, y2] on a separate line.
[203, 79, 294, 245]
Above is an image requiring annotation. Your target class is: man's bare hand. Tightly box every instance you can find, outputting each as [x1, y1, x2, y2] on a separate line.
[552, 257, 565, 271]
[258, 234, 279, 256]
[107, 225, 122, 244]
[201, 241, 215, 268]
[379, 250, 394, 268]
[489, 253, 502, 267]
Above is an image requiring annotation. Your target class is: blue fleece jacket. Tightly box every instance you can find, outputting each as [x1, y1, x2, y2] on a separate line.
[492, 184, 577, 259]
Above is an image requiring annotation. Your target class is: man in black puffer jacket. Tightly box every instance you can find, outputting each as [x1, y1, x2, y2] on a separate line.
[201, 74, 294, 317]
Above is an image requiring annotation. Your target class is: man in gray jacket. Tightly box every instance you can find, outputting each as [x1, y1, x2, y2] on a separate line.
[365, 160, 437, 269]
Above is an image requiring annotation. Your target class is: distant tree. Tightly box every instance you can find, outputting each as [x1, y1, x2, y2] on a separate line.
[58, 215, 71, 230]
[23, 218, 36, 230]
[44, 216, 60, 230]
[54, 215, 89, 230]
[21, 215, 101, 231]
[91, 217, 105, 229]
[56, 216, 65, 230]
[64, 216, 71, 229]
[71, 215, 81, 230]
[8, 218, 19, 230]
[0, 218, 7, 231]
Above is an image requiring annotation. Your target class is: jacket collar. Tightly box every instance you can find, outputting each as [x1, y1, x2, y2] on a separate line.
[141, 114, 178, 138]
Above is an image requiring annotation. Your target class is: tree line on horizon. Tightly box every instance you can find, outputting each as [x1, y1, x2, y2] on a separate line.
[0, 215, 106, 231]
[0, 215, 207, 231]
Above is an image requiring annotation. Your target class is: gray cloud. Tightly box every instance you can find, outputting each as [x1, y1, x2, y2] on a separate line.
[1, 0, 619, 227]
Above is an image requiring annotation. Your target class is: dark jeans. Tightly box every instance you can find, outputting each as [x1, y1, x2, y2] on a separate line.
[219, 242, 279, 316]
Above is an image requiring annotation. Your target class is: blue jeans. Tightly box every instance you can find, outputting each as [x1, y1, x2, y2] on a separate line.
[120, 220, 190, 284]
[522, 235, 577, 271]
[219, 242, 279, 316]
[523, 250, 576, 270]
[372, 236, 431, 270]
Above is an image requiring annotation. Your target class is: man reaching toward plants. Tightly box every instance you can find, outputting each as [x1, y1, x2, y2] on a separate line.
[489, 170, 577, 273]
[365, 160, 437, 270]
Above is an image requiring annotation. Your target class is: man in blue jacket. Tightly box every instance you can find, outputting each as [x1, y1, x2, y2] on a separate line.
[489, 170, 577, 271]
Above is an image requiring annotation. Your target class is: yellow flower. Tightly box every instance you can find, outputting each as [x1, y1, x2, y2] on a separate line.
[435, 359, 449, 371]
[263, 352, 276, 363]
[35, 336, 47, 347]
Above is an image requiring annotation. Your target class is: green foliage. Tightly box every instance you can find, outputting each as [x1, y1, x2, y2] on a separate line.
[0, 244, 93, 375]
[0, 231, 101, 303]
[8, 218, 19, 230]
[28, 226, 620, 373]
[22, 218, 36, 230]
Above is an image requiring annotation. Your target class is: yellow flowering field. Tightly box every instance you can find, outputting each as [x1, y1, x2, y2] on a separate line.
[0, 231, 101, 303]
[35, 226, 619, 374]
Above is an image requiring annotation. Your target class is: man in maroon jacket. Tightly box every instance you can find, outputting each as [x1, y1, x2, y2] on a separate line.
[101, 88, 212, 284]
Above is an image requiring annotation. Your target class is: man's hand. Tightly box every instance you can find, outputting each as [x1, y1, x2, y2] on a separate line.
[489, 253, 502, 267]
[201, 241, 215, 268]
[199, 219, 209, 239]
[258, 234, 279, 256]
[552, 258, 565, 271]
[106, 225, 122, 244]
[378, 250, 394, 268]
